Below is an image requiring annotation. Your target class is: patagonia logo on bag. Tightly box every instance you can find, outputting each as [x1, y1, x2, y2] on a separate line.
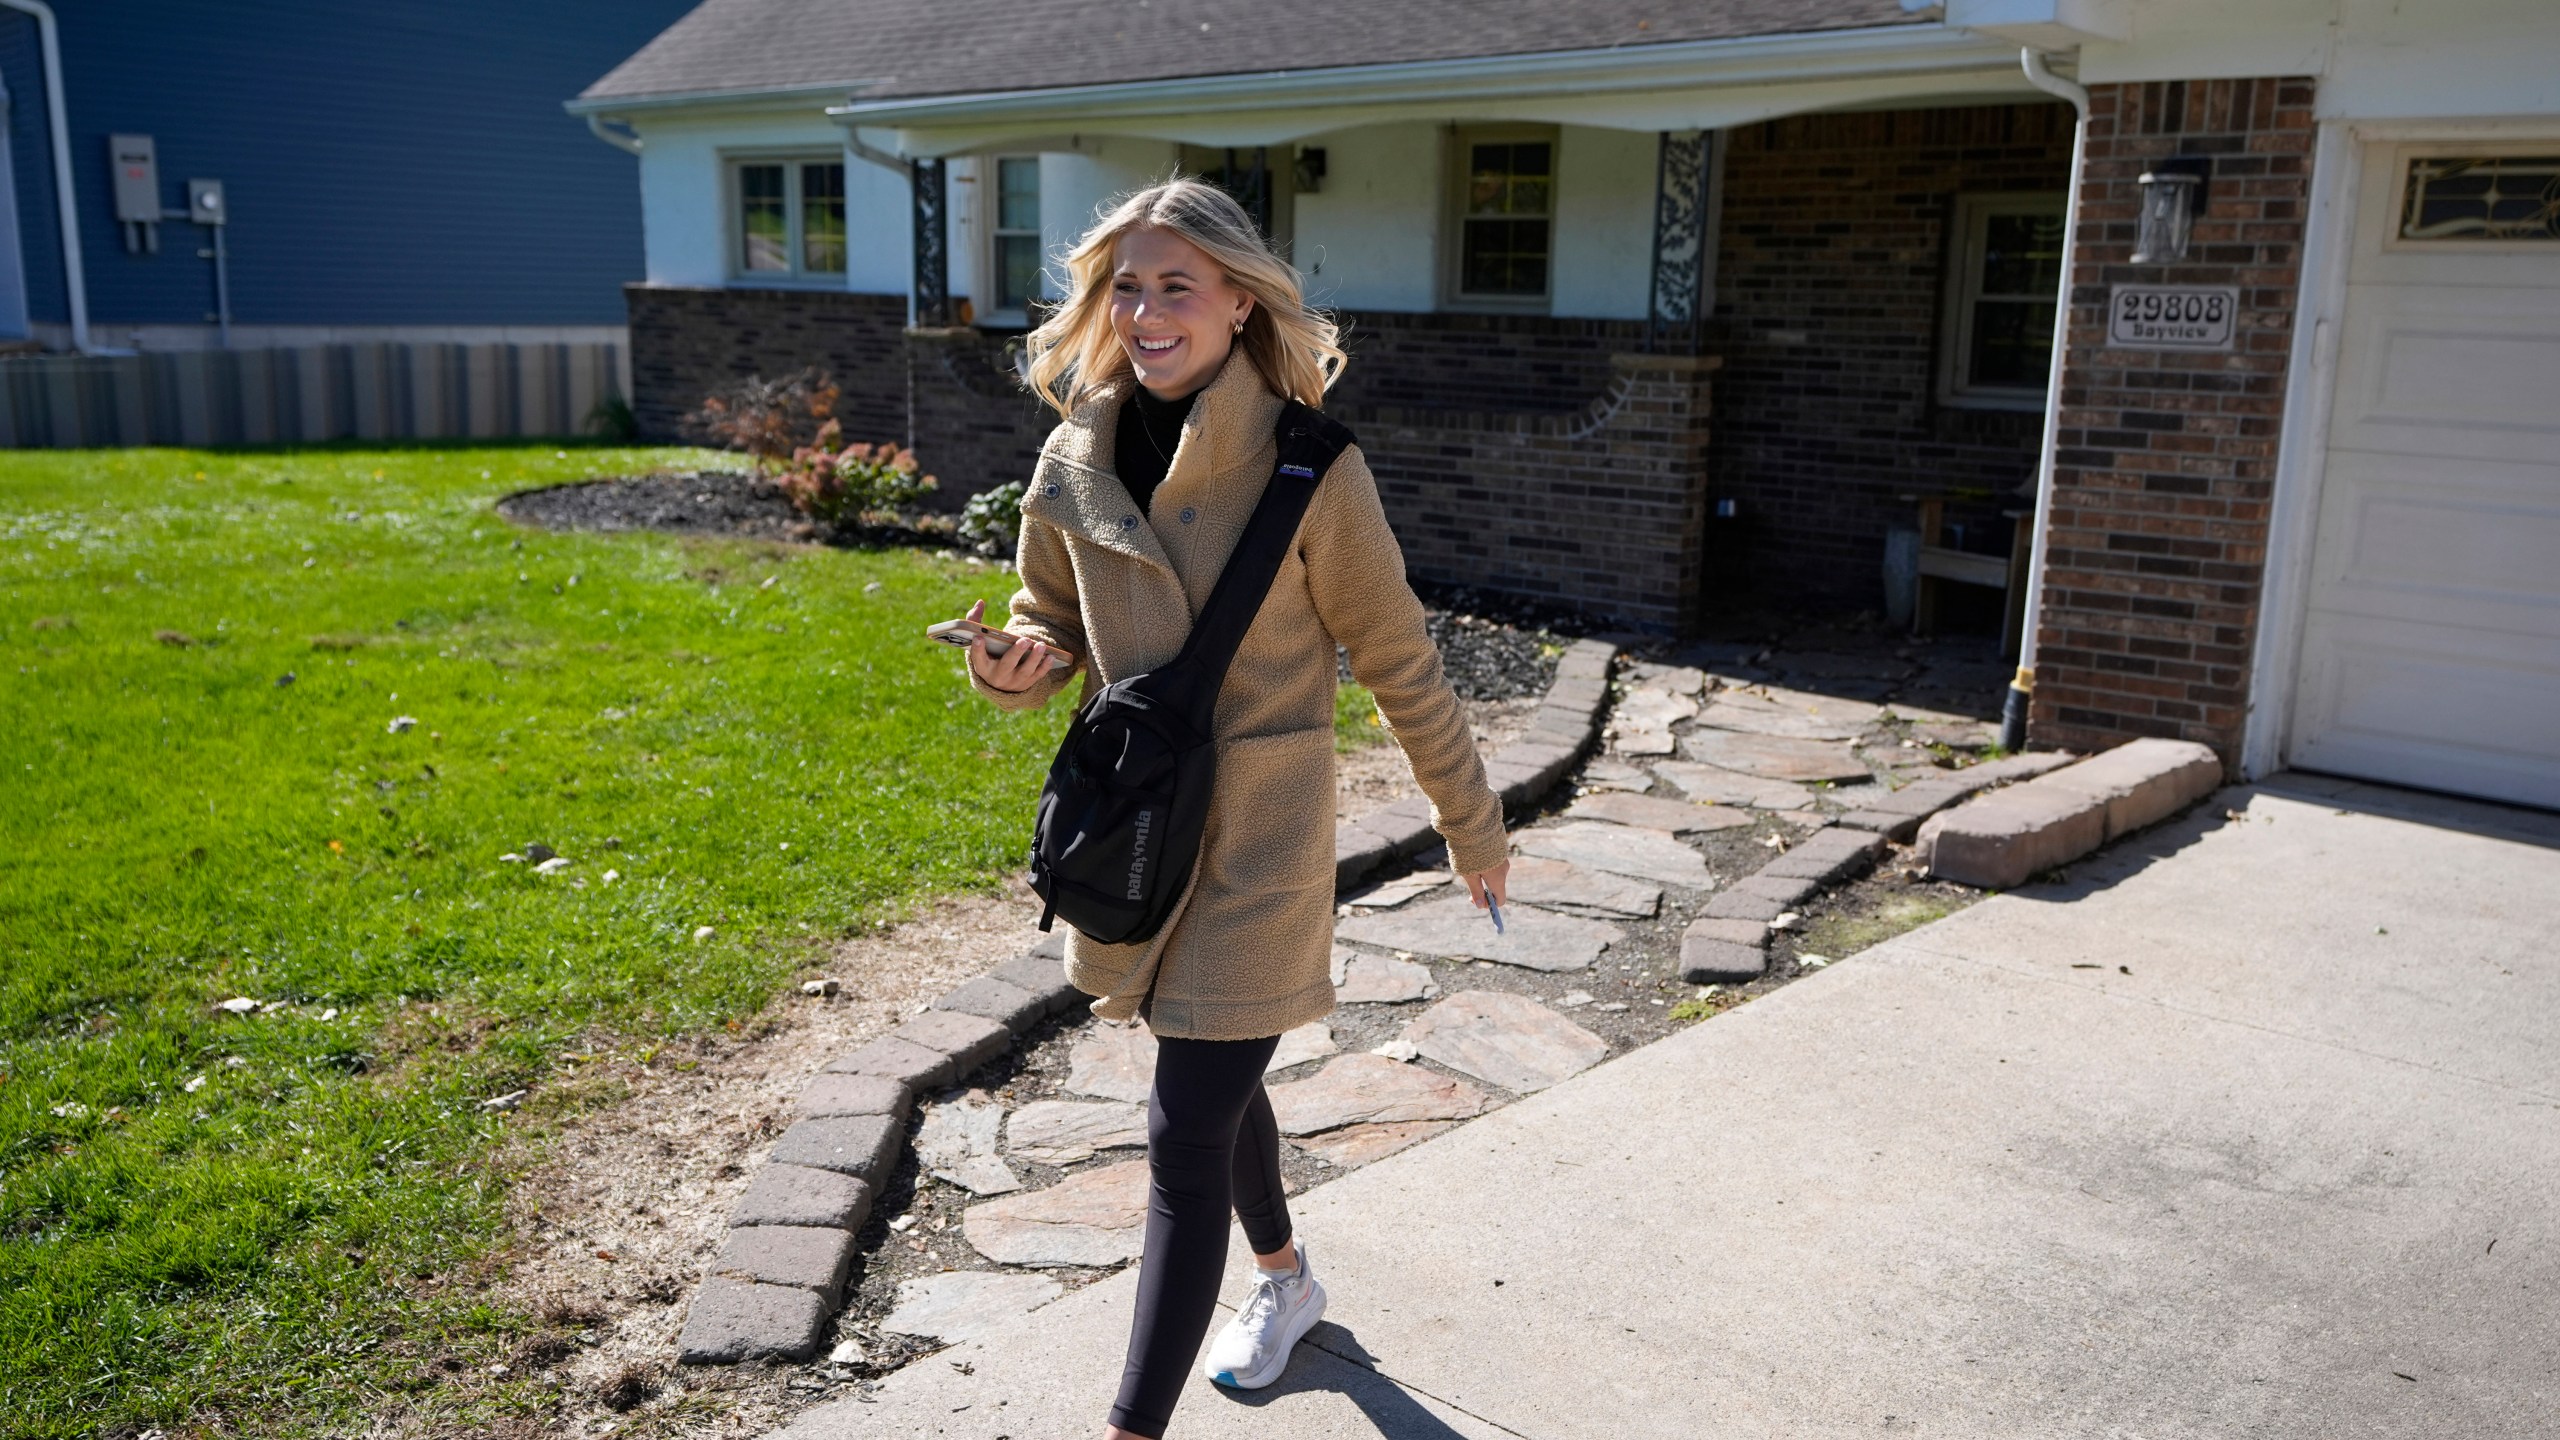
[1126, 807, 1153, 899]
[1277, 463, 1316, 478]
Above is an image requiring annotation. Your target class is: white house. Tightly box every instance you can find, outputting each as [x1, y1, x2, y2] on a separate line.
[571, 0, 2560, 811]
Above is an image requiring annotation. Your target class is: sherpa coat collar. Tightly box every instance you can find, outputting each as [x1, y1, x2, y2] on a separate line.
[1018, 348, 1286, 609]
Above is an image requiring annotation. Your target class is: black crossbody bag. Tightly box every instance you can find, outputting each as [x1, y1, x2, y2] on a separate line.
[1029, 399, 1355, 944]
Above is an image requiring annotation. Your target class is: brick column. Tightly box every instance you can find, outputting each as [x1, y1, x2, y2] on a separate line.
[2029, 77, 2317, 768]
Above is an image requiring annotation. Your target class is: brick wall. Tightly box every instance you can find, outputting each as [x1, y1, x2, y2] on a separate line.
[626, 284, 907, 444]
[624, 285, 1707, 626]
[1711, 102, 2076, 606]
[1345, 355, 1717, 632]
[2029, 77, 2316, 766]
[1329, 310, 1644, 415]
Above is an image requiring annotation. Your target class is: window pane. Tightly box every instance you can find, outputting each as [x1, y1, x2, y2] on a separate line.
[800, 163, 846, 273]
[1978, 211, 2065, 297]
[1467, 142, 1553, 217]
[2401, 156, 2560, 240]
[739, 163, 787, 272]
[1462, 217, 1549, 296]
[1967, 298, 2056, 388]
[997, 157, 1041, 233]
[996, 234, 1041, 311]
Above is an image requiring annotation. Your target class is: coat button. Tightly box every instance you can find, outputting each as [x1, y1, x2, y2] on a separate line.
[1179, 506, 1196, 524]
[1119, 514, 1136, 529]
[1044, 483, 1060, 497]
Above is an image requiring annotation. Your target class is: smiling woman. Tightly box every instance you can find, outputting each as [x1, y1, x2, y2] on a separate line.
[0, 444, 1068, 1439]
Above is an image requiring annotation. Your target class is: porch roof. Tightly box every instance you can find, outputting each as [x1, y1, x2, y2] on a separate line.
[575, 0, 1931, 108]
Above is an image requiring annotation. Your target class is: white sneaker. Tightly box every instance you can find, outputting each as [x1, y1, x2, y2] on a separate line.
[1201, 1237, 1327, 1389]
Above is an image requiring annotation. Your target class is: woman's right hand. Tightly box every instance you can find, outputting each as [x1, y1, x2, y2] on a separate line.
[964, 598, 1052, 694]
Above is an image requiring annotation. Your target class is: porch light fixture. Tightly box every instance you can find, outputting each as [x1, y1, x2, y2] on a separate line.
[1293, 147, 1326, 194]
[2130, 156, 2211, 264]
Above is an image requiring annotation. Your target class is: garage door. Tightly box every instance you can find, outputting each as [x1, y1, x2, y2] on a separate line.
[2289, 141, 2560, 808]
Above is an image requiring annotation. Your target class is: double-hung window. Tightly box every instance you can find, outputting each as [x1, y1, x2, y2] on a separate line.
[1938, 193, 2067, 408]
[1447, 127, 1557, 306]
[989, 156, 1042, 317]
[731, 157, 847, 282]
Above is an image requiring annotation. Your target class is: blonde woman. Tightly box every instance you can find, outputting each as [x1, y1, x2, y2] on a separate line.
[961, 177, 1510, 1439]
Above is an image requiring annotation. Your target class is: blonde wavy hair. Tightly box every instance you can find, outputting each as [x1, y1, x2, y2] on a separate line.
[1022, 176, 1346, 419]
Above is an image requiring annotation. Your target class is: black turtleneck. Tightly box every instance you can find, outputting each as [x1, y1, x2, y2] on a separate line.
[1115, 383, 1199, 520]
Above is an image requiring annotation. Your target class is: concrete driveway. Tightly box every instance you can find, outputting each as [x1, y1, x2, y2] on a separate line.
[770, 774, 2560, 1439]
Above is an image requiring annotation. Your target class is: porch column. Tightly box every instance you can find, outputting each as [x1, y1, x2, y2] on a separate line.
[1645, 130, 1716, 354]
[910, 157, 951, 327]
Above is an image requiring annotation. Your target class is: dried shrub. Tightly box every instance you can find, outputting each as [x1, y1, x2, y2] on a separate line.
[776, 417, 938, 525]
[681, 368, 841, 474]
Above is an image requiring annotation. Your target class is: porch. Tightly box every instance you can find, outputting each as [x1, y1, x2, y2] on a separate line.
[623, 68, 2076, 637]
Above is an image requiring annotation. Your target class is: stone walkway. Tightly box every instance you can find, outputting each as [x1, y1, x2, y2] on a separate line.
[768, 776, 2560, 1439]
[683, 627, 2087, 1381]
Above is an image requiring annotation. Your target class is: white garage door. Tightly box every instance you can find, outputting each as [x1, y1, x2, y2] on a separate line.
[2289, 141, 2560, 808]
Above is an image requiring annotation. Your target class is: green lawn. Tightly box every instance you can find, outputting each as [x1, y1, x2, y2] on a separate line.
[0, 444, 1076, 1436]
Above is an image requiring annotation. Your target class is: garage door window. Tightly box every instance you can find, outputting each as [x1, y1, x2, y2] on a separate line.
[2399, 156, 2560, 242]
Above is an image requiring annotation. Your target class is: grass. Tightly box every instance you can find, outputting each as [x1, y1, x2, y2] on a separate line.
[0, 443, 1073, 1436]
[1798, 892, 1961, 959]
[1334, 680, 1386, 753]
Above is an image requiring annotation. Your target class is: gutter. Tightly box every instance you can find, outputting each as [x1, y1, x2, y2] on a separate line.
[820, 23, 2016, 129]
[0, 0, 89, 352]
[2005, 46, 2090, 752]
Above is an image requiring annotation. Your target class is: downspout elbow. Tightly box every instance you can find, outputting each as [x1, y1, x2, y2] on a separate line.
[583, 112, 642, 156]
[2019, 46, 2090, 116]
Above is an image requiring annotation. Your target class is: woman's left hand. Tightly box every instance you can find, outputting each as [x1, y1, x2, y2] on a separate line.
[1463, 860, 1510, 910]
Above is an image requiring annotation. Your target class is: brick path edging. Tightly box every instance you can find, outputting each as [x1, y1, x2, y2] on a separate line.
[674, 638, 1624, 1365]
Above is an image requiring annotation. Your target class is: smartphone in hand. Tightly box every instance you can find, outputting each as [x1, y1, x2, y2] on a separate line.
[927, 616, 1074, 673]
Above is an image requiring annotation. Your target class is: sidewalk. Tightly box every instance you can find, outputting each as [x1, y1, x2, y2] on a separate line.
[767, 775, 2560, 1439]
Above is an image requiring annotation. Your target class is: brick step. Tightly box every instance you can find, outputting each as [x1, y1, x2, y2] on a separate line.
[1915, 738, 2223, 890]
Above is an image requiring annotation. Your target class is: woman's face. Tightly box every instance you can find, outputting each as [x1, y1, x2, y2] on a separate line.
[1109, 226, 1253, 401]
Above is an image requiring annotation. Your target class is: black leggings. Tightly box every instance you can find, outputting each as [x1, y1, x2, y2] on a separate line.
[1107, 1031, 1294, 1438]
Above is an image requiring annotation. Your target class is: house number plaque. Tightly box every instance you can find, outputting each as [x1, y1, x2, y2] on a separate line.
[2108, 284, 2240, 349]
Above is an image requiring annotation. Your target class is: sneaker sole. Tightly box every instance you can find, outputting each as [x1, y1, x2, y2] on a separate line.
[1206, 1278, 1327, 1391]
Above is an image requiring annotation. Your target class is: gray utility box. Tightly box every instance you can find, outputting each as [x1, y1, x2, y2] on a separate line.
[110, 134, 160, 222]
[187, 179, 225, 226]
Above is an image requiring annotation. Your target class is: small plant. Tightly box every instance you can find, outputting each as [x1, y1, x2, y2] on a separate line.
[775, 418, 937, 524]
[1334, 681, 1388, 753]
[682, 368, 841, 473]
[584, 394, 638, 443]
[958, 480, 1025, 556]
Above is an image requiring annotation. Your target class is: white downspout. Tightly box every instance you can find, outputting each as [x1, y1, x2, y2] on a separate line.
[0, 0, 90, 352]
[2005, 47, 2089, 752]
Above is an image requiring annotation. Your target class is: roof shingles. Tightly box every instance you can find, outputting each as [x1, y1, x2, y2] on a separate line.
[580, 0, 1926, 105]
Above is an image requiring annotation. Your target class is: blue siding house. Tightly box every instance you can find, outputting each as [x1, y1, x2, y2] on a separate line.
[0, 0, 696, 353]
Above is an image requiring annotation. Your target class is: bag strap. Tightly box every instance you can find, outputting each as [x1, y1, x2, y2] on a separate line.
[1167, 398, 1356, 693]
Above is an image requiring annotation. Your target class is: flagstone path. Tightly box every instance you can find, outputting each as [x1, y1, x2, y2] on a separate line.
[679, 628, 2082, 1377]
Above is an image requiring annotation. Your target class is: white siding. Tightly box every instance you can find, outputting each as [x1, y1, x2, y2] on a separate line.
[1040, 139, 1182, 299]
[631, 112, 909, 294]
[1552, 126, 1658, 321]
[1293, 123, 1441, 312]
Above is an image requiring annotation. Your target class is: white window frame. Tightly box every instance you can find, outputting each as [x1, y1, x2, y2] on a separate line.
[1937, 191, 2068, 411]
[980, 153, 1043, 327]
[1441, 124, 1561, 313]
[724, 152, 850, 286]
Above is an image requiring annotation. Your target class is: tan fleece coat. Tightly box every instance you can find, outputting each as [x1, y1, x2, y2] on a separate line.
[968, 352, 1507, 1040]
